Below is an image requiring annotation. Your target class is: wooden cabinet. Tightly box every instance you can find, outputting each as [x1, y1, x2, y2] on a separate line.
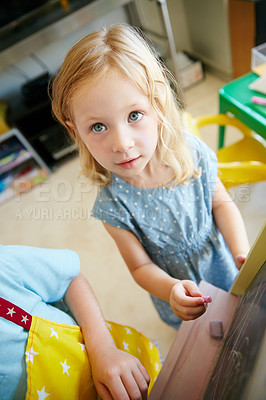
[228, 0, 266, 78]
[229, 0, 256, 78]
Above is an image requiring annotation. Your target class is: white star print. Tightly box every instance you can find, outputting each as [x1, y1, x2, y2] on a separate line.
[21, 315, 29, 324]
[155, 362, 160, 371]
[149, 342, 154, 350]
[7, 307, 16, 317]
[79, 343, 86, 351]
[37, 386, 49, 400]
[49, 327, 58, 339]
[60, 359, 70, 376]
[125, 327, 132, 335]
[122, 341, 129, 351]
[25, 346, 39, 364]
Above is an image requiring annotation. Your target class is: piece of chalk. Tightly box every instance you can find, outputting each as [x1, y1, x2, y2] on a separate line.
[252, 96, 266, 106]
[210, 320, 224, 339]
[202, 296, 212, 303]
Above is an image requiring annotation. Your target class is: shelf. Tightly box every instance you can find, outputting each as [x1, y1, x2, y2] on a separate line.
[0, 128, 50, 205]
[0, 165, 48, 204]
[0, 149, 32, 175]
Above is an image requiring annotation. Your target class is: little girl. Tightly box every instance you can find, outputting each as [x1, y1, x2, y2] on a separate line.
[52, 24, 250, 329]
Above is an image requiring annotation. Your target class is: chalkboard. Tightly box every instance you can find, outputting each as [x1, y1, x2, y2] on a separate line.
[203, 261, 266, 400]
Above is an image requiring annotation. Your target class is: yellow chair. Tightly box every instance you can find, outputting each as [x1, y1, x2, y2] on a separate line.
[184, 113, 266, 189]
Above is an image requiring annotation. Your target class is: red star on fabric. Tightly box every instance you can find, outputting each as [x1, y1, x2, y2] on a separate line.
[0, 297, 32, 330]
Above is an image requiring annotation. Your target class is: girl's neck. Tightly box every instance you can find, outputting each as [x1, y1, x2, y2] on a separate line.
[117, 164, 175, 189]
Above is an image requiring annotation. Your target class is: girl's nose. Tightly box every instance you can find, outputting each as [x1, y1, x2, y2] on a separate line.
[112, 127, 134, 153]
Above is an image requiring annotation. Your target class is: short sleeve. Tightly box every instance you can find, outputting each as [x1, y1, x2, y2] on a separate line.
[0, 245, 80, 303]
[186, 132, 218, 200]
[92, 184, 134, 231]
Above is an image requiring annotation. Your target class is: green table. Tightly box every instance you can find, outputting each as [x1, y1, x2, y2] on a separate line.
[219, 72, 266, 148]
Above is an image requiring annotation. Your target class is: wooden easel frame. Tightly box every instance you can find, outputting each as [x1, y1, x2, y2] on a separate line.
[149, 222, 266, 399]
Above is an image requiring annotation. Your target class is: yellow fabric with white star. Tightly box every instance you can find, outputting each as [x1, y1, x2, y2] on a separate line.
[25, 316, 161, 399]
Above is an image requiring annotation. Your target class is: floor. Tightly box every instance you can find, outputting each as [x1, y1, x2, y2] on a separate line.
[1, 72, 265, 360]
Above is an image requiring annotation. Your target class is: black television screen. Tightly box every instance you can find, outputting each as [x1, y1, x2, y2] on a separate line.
[0, 0, 49, 28]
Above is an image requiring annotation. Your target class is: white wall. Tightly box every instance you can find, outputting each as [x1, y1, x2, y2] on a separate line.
[134, 0, 191, 57]
[182, 0, 233, 78]
[135, 0, 232, 79]
[168, 0, 192, 53]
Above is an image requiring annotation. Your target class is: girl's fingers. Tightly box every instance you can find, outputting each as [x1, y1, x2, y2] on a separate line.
[182, 280, 203, 297]
[171, 281, 213, 320]
[171, 283, 203, 305]
[106, 376, 130, 400]
[99, 364, 149, 400]
[176, 304, 206, 320]
[171, 296, 209, 320]
[137, 361, 150, 385]
[235, 254, 247, 269]
[133, 364, 150, 398]
[95, 382, 114, 400]
[120, 370, 148, 400]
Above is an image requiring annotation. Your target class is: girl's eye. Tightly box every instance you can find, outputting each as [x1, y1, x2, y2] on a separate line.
[128, 111, 143, 122]
[91, 123, 106, 133]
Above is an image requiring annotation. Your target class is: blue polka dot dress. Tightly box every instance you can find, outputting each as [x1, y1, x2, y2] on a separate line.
[92, 133, 238, 329]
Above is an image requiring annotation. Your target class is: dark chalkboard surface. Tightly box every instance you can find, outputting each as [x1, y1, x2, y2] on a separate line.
[203, 261, 266, 400]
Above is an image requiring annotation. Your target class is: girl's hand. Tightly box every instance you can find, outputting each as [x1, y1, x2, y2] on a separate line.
[169, 280, 208, 321]
[235, 254, 247, 270]
[90, 345, 150, 400]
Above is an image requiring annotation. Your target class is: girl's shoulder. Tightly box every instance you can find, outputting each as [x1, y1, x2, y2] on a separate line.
[184, 130, 217, 166]
[0, 245, 80, 285]
[183, 131, 218, 191]
[184, 130, 214, 153]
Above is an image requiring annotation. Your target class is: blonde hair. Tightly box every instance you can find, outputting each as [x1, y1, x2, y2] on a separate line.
[51, 24, 200, 186]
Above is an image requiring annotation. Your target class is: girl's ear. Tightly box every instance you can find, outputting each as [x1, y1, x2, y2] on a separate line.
[65, 120, 76, 132]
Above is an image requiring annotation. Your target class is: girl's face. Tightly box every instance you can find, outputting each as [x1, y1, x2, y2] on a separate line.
[67, 70, 160, 183]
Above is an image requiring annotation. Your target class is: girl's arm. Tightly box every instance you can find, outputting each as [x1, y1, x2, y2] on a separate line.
[212, 178, 250, 269]
[103, 223, 208, 321]
[64, 273, 149, 400]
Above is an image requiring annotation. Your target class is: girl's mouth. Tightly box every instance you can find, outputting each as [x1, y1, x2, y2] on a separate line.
[117, 156, 141, 169]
